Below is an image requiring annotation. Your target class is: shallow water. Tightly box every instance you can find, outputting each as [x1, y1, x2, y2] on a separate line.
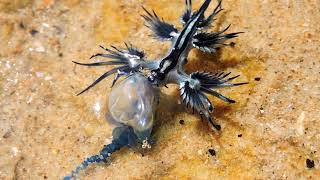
[0, 0, 320, 179]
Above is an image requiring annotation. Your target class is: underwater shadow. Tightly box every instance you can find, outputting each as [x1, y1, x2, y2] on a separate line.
[186, 41, 247, 75]
[185, 8, 246, 73]
[152, 91, 186, 131]
[151, 89, 239, 139]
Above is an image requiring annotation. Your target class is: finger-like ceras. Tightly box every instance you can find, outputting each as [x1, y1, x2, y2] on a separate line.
[143, 0, 246, 130]
[64, 0, 247, 179]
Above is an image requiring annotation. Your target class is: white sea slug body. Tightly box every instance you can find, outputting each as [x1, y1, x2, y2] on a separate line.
[65, 0, 247, 179]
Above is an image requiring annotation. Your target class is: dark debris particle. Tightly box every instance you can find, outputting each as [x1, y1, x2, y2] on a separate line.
[254, 77, 261, 81]
[215, 124, 221, 131]
[19, 22, 25, 29]
[30, 29, 39, 36]
[238, 134, 242, 137]
[3, 131, 11, 138]
[58, 53, 63, 57]
[44, 175, 48, 179]
[179, 119, 185, 125]
[230, 42, 236, 47]
[306, 159, 315, 169]
[208, 148, 216, 156]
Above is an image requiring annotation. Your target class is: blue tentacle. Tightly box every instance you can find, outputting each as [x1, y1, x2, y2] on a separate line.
[63, 155, 104, 180]
[63, 126, 132, 180]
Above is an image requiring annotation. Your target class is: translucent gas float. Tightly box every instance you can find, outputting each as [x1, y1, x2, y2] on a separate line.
[64, 0, 247, 179]
[107, 74, 158, 144]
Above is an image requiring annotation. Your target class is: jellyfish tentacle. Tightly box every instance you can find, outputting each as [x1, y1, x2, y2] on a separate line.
[63, 126, 137, 180]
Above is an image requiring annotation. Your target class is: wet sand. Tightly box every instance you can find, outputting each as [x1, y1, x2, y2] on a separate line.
[0, 0, 319, 179]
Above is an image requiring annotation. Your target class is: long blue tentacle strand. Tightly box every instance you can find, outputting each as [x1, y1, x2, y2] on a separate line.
[63, 126, 133, 180]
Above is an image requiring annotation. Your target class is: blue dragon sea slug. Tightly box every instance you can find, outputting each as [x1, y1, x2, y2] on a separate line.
[64, 0, 247, 179]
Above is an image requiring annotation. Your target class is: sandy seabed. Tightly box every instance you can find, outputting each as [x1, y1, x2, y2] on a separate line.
[0, 0, 319, 179]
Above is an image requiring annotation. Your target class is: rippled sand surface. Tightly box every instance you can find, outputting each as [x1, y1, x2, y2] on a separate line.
[0, 0, 319, 179]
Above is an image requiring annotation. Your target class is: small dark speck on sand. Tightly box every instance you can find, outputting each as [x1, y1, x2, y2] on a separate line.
[30, 29, 39, 36]
[306, 159, 315, 169]
[3, 131, 11, 138]
[238, 134, 242, 137]
[254, 77, 261, 81]
[179, 120, 185, 125]
[19, 22, 25, 29]
[230, 42, 236, 47]
[208, 149, 216, 156]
